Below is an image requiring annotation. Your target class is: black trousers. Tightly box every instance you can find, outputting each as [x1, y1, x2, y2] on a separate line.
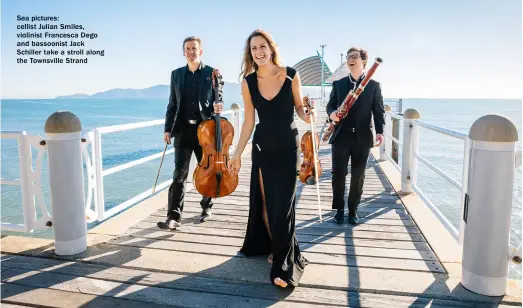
[167, 124, 212, 220]
[331, 135, 371, 213]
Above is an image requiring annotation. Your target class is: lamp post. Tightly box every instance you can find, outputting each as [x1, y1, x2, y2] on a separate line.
[320, 44, 326, 104]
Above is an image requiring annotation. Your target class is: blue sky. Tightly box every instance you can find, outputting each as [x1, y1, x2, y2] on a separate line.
[1, 0, 521, 99]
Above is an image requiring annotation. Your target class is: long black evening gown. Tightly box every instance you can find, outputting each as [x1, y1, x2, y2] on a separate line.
[239, 66, 309, 287]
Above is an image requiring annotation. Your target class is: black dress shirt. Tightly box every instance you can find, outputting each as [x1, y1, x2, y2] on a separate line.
[343, 73, 365, 132]
[180, 65, 203, 123]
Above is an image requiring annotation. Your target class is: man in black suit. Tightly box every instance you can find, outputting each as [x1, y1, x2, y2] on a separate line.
[158, 36, 224, 230]
[326, 47, 385, 225]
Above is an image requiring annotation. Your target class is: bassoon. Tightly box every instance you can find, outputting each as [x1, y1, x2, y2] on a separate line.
[321, 57, 383, 143]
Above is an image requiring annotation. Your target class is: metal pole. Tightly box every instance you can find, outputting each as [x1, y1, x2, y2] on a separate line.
[340, 53, 343, 65]
[320, 44, 326, 105]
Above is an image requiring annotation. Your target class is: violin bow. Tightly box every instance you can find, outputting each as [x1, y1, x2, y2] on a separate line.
[304, 96, 322, 222]
[152, 142, 168, 194]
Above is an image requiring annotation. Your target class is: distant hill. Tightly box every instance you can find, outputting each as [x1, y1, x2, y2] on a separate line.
[55, 83, 242, 103]
[55, 93, 90, 99]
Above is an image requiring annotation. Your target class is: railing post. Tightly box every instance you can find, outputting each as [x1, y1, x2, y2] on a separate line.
[461, 114, 519, 296]
[380, 105, 392, 161]
[400, 109, 420, 193]
[44, 111, 87, 256]
[17, 132, 36, 232]
[93, 128, 105, 220]
[391, 117, 400, 164]
[231, 103, 241, 151]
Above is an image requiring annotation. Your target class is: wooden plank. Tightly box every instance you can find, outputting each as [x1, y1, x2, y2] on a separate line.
[1, 255, 494, 308]
[1, 282, 172, 308]
[160, 207, 411, 221]
[182, 194, 406, 208]
[233, 181, 394, 191]
[106, 236, 443, 272]
[23, 244, 457, 300]
[189, 190, 400, 201]
[124, 227, 431, 250]
[140, 216, 421, 234]
[117, 229, 435, 259]
[236, 178, 394, 187]
[131, 221, 427, 242]
[158, 203, 411, 218]
[148, 210, 415, 227]
[2, 269, 324, 308]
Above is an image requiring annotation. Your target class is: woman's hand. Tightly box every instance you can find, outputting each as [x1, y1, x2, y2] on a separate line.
[228, 156, 241, 175]
[302, 111, 311, 124]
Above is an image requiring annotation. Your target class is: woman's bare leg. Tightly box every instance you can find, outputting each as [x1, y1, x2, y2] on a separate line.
[258, 169, 272, 263]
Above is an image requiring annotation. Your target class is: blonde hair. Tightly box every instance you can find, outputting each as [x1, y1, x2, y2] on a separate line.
[239, 29, 282, 81]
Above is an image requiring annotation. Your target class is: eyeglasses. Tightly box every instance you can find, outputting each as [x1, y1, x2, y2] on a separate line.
[346, 54, 360, 60]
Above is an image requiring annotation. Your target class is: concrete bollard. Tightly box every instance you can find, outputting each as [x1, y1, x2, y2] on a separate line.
[380, 105, 392, 161]
[461, 114, 519, 296]
[400, 109, 420, 193]
[44, 111, 87, 255]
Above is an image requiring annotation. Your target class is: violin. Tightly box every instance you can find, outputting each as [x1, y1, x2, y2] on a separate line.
[299, 96, 322, 185]
[193, 70, 238, 198]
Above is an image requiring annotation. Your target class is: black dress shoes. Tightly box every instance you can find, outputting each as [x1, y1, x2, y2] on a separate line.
[333, 209, 344, 224]
[348, 211, 359, 225]
[200, 208, 212, 222]
[157, 213, 181, 230]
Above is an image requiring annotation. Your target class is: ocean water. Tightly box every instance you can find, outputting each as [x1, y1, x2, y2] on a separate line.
[1, 97, 521, 279]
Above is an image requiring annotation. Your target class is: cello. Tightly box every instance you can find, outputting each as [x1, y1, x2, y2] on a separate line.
[193, 70, 239, 198]
[299, 95, 323, 221]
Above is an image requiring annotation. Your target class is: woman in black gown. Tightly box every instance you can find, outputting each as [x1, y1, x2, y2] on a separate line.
[229, 29, 311, 288]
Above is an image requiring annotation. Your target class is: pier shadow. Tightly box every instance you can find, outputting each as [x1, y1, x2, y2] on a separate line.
[1, 217, 298, 307]
[289, 151, 416, 307]
[1, 154, 517, 307]
[367, 154, 516, 307]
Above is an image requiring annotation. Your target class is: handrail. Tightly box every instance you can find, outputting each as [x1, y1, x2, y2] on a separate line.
[97, 110, 235, 134]
[415, 120, 468, 140]
[1, 106, 246, 230]
[415, 153, 462, 190]
[92, 107, 244, 221]
[381, 109, 521, 250]
[98, 119, 165, 134]
[102, 148, 175, 177]
[383, 110, 468, 242]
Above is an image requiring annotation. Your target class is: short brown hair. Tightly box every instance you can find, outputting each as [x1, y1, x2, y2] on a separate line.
[347, 47, 368, 68]
[182, 36, 202, 50]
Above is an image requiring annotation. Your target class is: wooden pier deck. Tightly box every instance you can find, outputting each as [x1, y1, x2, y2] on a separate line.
[1, 111, 521, 307]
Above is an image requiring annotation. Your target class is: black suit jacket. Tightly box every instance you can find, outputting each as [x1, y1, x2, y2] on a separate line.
[164, 62, 216, 134]
[326, 76, 385, 147]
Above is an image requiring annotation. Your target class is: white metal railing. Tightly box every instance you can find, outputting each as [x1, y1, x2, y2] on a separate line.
[381, 111, 474, 242]
[380, 109, 520, 246]
[379, 107, 522, 296]
[1, 131, 51, 232]
[1, 106, 246, 231]
[89, 108, 244, 222]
